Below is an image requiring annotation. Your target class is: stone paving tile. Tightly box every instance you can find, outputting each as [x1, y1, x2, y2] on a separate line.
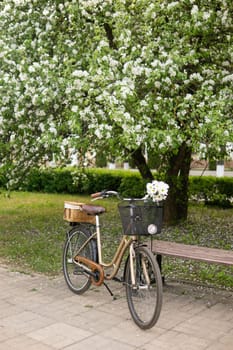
[0, 326, 20, 343]
[174, 314, 233, 341]
[0, 311, 54, 334]
[1, 265, 233, 350]
[142, 329, 210, 350]
[217, 328, 233, 348]
[205, 341, 233, 350]
[0, 334, 53, 350]
[0, 300, 23, 319]
[76, 308, 127, 333]
[199, 302, 233, 322]
[94, 299, 130, 324]
[100, 319, 165, 347]
[163, 294, 207, 316]
[157, 308, 193, 330]
[27, 323, 92, 349]
[66, 334, 135, 350]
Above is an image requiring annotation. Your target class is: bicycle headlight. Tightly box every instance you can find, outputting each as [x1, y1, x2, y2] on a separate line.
[147, 224, 157, 235]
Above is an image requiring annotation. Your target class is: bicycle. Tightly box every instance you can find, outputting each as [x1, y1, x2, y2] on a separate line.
[62, 190, 163, 329]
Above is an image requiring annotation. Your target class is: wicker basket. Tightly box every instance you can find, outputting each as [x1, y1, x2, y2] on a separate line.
[118, 200, 163, 236]
[64, 201, 96, 224]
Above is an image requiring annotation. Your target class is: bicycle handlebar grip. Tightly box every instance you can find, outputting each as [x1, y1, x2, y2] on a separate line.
[91, 192, 103, 199]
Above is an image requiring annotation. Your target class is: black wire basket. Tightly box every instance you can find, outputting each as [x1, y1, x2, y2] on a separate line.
[118, 200, 163, 236]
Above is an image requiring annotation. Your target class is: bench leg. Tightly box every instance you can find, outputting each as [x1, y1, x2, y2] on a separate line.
[156, 254, 165, 284]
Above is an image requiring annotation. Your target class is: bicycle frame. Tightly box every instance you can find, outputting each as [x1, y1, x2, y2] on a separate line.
[74, 215, 135, 281]
[63, 190, 164, 329]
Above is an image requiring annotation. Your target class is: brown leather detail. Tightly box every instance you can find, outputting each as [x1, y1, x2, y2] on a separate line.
[82, 204, 106, 216]
[74, 256, 105, 286]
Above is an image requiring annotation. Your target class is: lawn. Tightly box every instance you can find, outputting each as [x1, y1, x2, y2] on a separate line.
[0, 190, 232, 289]
[0, 190, 123, 274]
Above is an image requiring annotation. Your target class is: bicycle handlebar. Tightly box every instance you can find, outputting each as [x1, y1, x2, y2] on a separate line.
[91, 190, 120, 200]
[91, 190, 148, 202]
[91, 191, 104, 199]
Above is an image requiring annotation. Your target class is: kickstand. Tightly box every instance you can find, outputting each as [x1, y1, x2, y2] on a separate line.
[103, 282, 116, 300]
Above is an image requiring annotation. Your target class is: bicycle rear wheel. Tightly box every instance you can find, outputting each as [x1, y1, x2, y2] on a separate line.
[63, 225, 97, 294]
[125, 246, 163, 329]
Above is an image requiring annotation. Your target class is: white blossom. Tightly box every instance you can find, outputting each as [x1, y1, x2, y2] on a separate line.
[146, 180, 169, 202]
[222, 74, 233, 83]
[167, 2, 179, 10]
[72, 70, 88, 78]
[0, 0, 232, 182]
[203, 11, 211, 20]
[184, 94, 193, 100]
[71, 106, 78, 113]
[191, 5, 199, 16]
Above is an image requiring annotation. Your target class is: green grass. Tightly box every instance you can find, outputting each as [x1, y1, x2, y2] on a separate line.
[0, 190, 233, 289]
[0, 190, 122, 275]
[0, 191, 68, 274]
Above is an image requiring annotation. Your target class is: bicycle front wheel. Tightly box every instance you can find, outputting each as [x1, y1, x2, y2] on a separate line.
[125, 246, 163, 329]
[63, 225, 97, 294]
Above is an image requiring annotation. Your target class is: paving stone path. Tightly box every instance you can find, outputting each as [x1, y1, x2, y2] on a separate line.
[0, 265, 233, 349]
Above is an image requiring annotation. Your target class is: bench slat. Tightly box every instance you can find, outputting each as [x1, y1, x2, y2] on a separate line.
[152, 240, 233, 266]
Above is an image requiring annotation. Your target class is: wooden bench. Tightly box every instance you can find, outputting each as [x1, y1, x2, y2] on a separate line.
[152, 240, 233, 266]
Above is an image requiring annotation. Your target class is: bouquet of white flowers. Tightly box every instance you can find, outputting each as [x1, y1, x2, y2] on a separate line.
[145, 180, 169, 203]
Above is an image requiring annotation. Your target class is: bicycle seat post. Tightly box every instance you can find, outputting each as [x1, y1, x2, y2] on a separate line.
[95, 214, 103, 265]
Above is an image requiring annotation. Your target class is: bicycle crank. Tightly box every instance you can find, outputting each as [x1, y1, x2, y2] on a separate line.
[74, 255, 104, 287]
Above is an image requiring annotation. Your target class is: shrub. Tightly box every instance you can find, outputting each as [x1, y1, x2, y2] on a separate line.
[86, 168, 123, 193]
[189, 176, 233, 208]
[1, 166, 233, 208]
[119, 175, 146, 198]
[15, 167, 125, 194]
[21, 168, 75, 193]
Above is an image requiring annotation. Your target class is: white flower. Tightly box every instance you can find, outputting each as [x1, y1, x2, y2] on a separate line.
[94, 128, 102, 139]
[167, 2, 179, 10]
[154, 81, 161, 89]
[146, 180, 169, 202]
[191, 5, 199, 16]
[28, 66, 36, 73]
[49, 126, 57, 135]
[169, 67, 176, 77]
[184, 94, 193, 100]
[19, 73, 27, 81]
[71, 105, 78, 113]
[222, 74, 233, 83]
[72, 70, 88, 78]
[203, 11, 211, 20]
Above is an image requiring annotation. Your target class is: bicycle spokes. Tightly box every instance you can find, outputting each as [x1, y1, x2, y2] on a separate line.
[125, 246, 163, 329]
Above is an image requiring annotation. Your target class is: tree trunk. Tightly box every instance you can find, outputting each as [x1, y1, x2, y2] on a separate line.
[163, 142, 192, 224]
[130, 143, 192, 225]
[131, 147, 154, 181]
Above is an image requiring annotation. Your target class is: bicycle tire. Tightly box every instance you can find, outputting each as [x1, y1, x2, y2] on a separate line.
[63, 225, 97, 294]
[125, 246, 163, 329]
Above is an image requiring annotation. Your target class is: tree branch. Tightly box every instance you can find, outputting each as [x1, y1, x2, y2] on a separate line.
[103, 23, 117, 50]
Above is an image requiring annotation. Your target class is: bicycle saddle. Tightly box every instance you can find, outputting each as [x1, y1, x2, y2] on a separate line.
[82, 204, 106, 216]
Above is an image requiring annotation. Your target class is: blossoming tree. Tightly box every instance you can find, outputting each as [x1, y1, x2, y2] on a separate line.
[0, 0, 232, 223]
